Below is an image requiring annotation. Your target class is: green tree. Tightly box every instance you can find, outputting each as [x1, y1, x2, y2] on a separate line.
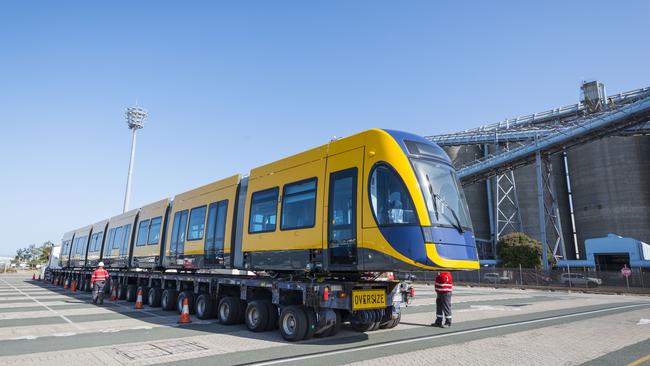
[496, 232, 554, 268]
[39, 241, 53, 262]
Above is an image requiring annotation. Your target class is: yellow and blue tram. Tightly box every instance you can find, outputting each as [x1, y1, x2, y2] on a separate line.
[58, 129, 479, 273]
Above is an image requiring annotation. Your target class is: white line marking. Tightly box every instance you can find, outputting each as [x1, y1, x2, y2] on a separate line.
[12, 335, 38, 340]
[0, 279, 83, 330]
[53, 332, 76, 337]
[248, 303, 649, 366]
[637, 318, 650, 325]
[110, 300, 170, 320]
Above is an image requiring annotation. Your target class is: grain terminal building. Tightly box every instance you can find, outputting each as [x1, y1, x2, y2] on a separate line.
[428, 82, 650, 267]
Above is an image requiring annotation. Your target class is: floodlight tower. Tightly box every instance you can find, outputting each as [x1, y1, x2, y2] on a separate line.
[122, 106, 147, 213]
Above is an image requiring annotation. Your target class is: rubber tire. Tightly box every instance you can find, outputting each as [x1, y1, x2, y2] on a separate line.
[161, 289, 178, 311]
[126, 284, 138, 302]
[218, 297, 241, 325]
[380, 313, 400, 329]
[368, 321, 382, 331]
[351, 321, 377, 332]
[176, 291, 196, 314]
[196, 293, 216, 319]
[279, 305, 309, 342]
[117, 285, 127, 300]
[303, 306, 317, 340]
[244, 300, 270, 332]
[316, 309, 341, 337]
[265, 302, 279, 331]
[148, 288, 162, 307]
[137, 286, 149, 305]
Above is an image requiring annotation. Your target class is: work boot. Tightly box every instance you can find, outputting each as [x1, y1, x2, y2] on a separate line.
[444, 319, 452, 328]
[431, 319, 443, 327]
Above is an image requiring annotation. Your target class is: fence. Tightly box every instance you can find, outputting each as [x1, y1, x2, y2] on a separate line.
[405, 266, 650, 293]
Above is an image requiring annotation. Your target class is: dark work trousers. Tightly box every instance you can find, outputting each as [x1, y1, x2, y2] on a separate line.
[435, 291, 452, 321]
[93, 281, 106, 304]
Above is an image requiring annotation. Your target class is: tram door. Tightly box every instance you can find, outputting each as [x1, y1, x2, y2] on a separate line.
[325, 148, 364, 271]
[170, 210, 188, 260]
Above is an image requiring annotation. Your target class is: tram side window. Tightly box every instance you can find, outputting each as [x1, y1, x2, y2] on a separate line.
[136, 220, 150, 247]
[205, 200, 228, 256]
[93, 231, 104, 252]
[171, 210, 189, 255]
[104, 228, 115, 256]
[369, 164, 418, 226]
[79, 236, 88, 254]
[147, 217, 162, 245]
[120, 224, 131, 255]
[249, 187, 279, 233]
[281, 178, 317, 230]
[113, 226, 124, 249]
[90, 233, 100, 251]
[187, 206, 207, 241]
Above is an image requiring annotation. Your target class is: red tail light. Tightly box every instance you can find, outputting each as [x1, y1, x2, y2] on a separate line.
[323, 287, 329, 301]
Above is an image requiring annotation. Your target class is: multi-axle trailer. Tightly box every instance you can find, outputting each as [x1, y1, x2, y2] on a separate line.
[48, 268, 402, 341]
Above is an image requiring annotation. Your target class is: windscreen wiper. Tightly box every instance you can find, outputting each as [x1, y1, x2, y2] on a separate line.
[425, 174, 439, 221]
[433, 192, 464, 234]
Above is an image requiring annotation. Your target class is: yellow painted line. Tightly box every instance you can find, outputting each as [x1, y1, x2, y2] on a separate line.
[627, 354, 650, 366]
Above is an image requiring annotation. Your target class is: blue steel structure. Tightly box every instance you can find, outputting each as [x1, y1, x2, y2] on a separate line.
[426, 84, 650, 271]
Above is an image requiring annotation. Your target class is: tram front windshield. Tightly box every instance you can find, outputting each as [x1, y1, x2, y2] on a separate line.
[411, 159, 473, 231]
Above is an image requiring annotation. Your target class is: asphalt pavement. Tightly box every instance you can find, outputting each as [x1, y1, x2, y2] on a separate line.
[1, 273, 649, 366]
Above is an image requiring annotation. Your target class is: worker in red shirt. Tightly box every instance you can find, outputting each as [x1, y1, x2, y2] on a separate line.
[432, 271, 453, 328]
[91, 262, 110, 305]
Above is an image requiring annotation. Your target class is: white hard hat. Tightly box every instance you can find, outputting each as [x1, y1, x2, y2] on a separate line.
[98, 262, 105, 267]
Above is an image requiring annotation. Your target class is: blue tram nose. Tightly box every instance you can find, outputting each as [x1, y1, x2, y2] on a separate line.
[378, 225, 478, 267]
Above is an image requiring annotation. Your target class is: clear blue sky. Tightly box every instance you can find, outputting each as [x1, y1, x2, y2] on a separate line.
[1, 1, 649, 256]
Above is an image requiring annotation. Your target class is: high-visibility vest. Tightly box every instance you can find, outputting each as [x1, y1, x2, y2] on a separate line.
[435, 272, 453, 293]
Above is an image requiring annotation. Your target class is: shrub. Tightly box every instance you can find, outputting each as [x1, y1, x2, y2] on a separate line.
[496, 232, 553, 269]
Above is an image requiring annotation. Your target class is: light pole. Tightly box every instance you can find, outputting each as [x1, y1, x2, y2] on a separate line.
[123, 106, 147, 213]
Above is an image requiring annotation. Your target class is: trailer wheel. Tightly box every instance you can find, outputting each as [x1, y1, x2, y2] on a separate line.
[126, 285, 138, 302]
[196, 293, 216, 319]
[303, 306, 317, 340]
[176, 291, 196, 314]
[316, 309, 341, 337]
[244, 301, 270, 332]
[380, 313, 400, 329]
[351, 321, 379, 332]
[279, 305, 309, 342]
[148, 288, 162, 307]
[161, 289, 178, 311]
[265, 302, 279, 331]
[218, 297, 241, 325]
[117, 286, 127, 300]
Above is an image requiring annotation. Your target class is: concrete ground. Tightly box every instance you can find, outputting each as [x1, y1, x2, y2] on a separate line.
[1, 273, 649, 366]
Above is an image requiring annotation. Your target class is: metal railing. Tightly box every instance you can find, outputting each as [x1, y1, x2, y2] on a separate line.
[405, 267, 650, 293]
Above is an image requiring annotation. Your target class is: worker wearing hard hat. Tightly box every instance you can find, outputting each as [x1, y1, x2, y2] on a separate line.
[432, 271, 453, 328]
[91, 262, 110, 305]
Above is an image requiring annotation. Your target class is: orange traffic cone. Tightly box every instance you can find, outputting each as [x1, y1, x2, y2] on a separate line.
[32, 273, 36, 280]
[71, 280, 77, 293]
[134, 288, 143, 309]
[111, 285, 117, 302]
[64, 278, 69, 289]
[178, 297, 192, 324]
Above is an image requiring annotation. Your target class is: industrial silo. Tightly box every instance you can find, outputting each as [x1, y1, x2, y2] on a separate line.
[567, 135, 650, 252]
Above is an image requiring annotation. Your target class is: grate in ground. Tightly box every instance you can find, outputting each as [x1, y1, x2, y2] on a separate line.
[109, 339, 209, 362]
